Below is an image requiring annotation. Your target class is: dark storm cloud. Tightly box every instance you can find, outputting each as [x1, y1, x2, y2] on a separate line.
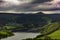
[31, 0, 52, 4]
[0, 0, 53, 12]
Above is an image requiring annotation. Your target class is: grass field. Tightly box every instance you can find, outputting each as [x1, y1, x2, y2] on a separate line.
[34, 23, 60, 40]
[49, 29, 60, 39]
[35, 29, 60, 40]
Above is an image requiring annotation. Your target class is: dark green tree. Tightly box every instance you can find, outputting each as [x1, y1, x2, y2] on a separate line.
[0, 31, 14, 40]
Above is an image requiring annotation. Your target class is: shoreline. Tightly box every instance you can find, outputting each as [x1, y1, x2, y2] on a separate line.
[13, 32, 40, 34]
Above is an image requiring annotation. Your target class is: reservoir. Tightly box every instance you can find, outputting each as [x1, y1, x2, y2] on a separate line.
[1, 32, 40, 40]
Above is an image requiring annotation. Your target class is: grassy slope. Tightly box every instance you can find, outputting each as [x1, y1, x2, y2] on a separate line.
[37, 30, 60, 39]
[49, 29, 60, 39]
[34, 22, 60, 39]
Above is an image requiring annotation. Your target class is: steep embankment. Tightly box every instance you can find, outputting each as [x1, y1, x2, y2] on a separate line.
[49, 29, 60, 39]
[32, 22, 60, 40]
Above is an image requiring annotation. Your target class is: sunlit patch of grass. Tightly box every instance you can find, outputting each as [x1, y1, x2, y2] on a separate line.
[49, 30, 60, 39]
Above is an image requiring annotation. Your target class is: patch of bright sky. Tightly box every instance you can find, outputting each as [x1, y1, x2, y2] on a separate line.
[0, 0, 32, 7]
[0, 0, 60, 14]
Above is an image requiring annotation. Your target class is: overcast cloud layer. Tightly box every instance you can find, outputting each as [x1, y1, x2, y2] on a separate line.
[0, 0, 60, 13]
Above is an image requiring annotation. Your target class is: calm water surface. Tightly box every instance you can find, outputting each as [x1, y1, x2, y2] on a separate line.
[1, 32, 40, 40]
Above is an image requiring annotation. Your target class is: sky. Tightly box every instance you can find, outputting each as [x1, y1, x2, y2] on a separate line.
[0, 0, 60, 14]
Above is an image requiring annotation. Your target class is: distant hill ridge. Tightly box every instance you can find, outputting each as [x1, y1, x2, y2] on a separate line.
[0, 12, 60, 25]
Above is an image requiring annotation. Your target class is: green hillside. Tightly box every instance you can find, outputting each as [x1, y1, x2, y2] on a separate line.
[34, 29, 60, 40]
[49, 30, 60, 39]
[24, 22, 60, 40]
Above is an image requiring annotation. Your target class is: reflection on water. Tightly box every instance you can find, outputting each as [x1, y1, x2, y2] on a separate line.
[1, 32, 40, 40]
